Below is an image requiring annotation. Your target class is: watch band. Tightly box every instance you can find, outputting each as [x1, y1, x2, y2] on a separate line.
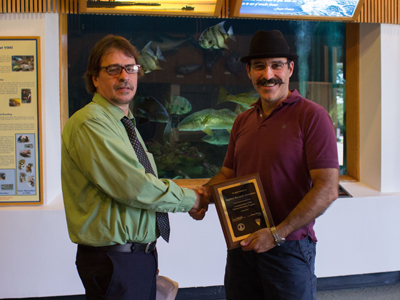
[270, 226, 286, 246]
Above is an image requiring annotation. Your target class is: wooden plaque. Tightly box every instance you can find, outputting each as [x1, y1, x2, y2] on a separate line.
[210, 173, 274, 250]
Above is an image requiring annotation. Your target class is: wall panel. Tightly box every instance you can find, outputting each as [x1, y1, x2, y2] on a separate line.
[0, 0, 397, 25]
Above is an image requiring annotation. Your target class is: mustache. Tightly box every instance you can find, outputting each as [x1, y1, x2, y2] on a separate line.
[257, 78, 284, 85]
[114, 81, 134, 90]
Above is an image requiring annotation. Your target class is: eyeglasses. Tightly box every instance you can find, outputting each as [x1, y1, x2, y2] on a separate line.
[101, 64, 141, 75]
[251, 61, 289, 71]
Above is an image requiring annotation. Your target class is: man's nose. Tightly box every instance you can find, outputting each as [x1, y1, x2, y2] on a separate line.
[118, 68, 130, 81]
[262, 65, 275, 79]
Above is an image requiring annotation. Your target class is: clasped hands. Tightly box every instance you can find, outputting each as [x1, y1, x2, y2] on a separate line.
[189, 185, 211, 220]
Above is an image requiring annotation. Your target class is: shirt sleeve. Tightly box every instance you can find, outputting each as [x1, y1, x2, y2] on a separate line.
[304, 108, 339, 170]
[223, 114, 240, 171]
[65, 116, 196, 213]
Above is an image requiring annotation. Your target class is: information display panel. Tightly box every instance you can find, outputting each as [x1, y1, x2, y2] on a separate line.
[0, 37, 42, 206]
[80, 0, 224, 17]
[231, 0, 365, 21]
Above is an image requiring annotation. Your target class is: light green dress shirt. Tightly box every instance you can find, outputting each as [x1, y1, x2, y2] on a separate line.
[61, 93, 196, 246]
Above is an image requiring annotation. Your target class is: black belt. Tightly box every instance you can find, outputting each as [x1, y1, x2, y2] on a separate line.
[79, 241, 156, 253]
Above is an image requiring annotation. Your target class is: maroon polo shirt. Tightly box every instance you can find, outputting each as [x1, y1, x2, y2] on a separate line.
[223, 90, 339, 241]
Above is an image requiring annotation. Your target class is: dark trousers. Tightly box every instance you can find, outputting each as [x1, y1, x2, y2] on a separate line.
[225, 236, 317, 300]
[76, 245, 158, 300]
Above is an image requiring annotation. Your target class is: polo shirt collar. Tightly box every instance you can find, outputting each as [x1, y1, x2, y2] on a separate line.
[92, 93, 136, 125]
[251, 89, 301, 112]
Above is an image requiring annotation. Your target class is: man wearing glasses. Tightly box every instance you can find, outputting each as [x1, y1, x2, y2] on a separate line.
[61, 35, 206, 299]
[192, 30, 339, 299]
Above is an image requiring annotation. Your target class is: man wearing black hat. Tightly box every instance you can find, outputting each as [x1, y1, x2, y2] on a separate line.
[191, 30, 339, 299]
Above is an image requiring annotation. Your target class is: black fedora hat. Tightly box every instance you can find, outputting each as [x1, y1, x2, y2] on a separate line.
[240, 30, 298, 63]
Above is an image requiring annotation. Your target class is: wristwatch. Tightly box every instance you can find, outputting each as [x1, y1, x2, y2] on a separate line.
[270, 227, 286, 246]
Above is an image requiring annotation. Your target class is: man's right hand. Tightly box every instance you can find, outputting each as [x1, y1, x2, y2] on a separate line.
[189, 186, 210, 220]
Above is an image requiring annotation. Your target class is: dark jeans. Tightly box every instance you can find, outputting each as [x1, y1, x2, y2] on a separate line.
[225, 236, 317, 300]
[76, 245, 158, 300]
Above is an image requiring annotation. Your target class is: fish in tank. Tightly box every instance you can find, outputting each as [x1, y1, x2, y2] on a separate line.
[67, 15, 347, 178]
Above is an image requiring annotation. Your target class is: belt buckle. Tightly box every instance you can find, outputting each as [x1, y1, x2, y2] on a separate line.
[145, 242, 153, 253]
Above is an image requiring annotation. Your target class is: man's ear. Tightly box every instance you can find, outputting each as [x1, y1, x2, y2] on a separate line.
[246, 63, 251, 79]
[92, 75, 98, 89]
[288, 61, 294, 78]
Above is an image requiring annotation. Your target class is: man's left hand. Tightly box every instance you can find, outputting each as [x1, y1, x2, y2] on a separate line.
[240, 228, 275, 253]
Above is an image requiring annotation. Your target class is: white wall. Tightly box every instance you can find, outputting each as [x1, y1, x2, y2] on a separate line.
[380, 25, 400, 191]
[0, 16, 400, 298]
[0, 13, 82, 299]
[315, 182, 400, 277]
[359, 23, 400, 193]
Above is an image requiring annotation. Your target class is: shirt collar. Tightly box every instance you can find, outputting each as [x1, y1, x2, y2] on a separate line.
[251, 89, 301, 112]
[92, 93, 136, 126]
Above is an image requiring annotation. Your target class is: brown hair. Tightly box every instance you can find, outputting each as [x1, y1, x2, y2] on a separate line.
[83, 35, 143, 94]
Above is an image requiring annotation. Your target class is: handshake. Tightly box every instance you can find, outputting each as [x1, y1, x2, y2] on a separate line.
[189, 185, 212, 221]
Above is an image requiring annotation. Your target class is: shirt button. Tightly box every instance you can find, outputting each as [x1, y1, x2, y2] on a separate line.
[163, 209, 168, 212]
[181, 208, 185, 212]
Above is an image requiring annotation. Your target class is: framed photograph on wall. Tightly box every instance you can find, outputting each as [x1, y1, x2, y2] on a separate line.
[0, 37, 42, 205]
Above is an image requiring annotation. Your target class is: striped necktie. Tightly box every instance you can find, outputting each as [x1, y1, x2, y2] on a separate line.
[121, 116, 170, 242]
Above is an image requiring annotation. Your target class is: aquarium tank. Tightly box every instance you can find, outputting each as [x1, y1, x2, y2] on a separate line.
[67, 14, 346, 179]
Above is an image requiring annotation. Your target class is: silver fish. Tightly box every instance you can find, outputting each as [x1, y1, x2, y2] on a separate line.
[150, 34, 190, 53]
[204, 48, 224, 72]
[218, 86, 259, 109]
[202, 130, 230, 146]
[138, 41, 166, 74]
[177, 108, 237, 136]
[234, 104, 250, 115]
[163, 120, 180, 143]
[165, 95, 192, 115]
[199, 21, 235, 50]
[131, 95, 170, 123]
[176, 63, 202, 75]
[225, 51, 245, 75]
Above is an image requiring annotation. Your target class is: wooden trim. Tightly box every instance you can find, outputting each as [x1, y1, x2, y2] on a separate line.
[353, 0, 366, 20]
[345, 23, 360, 181]
[355, 0, 400, 24]
[59, 14, 69, 132]
[37, 36, 44, 205]
[213, 0, 223, 17]
[172, 179, 208, 188]
[229, 0, 241, 17]
[339, 175, 358, 182]
[0, 0, 398, 23]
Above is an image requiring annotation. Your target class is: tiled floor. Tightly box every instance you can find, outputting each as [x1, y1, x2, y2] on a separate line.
[177, 282, 400, 300]
[317, 282, 400, 300]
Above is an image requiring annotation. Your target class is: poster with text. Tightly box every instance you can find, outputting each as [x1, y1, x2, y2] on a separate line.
[0, 37, 42, 205]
